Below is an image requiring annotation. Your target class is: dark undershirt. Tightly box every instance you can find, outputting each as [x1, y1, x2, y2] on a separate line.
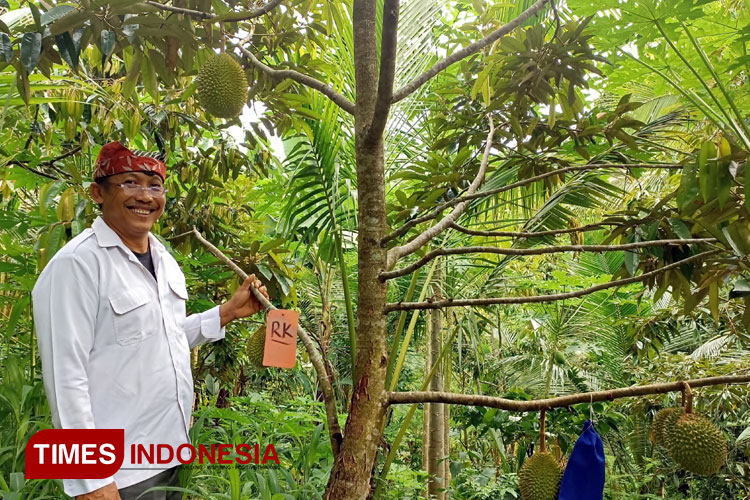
[132, 245, 156, 280]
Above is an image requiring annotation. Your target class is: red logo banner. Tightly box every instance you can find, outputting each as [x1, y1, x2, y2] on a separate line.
[25, 429, 124, 479]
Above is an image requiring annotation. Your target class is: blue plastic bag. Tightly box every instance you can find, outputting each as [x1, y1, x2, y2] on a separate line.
[558, 420, 605, 500]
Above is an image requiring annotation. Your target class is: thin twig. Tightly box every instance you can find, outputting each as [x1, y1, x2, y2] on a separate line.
[392, 0, 551, 103]
[384, 249, 722, 311]
[386, 118, 495, 269]
[388, 372, 750, 411]
[381, 164, 683, 246]
[449, 221, 615, 238]
[7, 161, 61, 180]
[380, 239, 716, 281]
[235, 37, 355, 115]
[144, 0, 283, 22]
[191, 227, 343, 457]
[539, 410, 546, 452]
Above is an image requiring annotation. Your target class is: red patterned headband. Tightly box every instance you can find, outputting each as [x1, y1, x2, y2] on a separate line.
[93, 141, 167, 181]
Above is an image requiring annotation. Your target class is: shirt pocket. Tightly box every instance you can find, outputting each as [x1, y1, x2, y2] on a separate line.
[168, 279, 189, 328]
[109, 287, 158, 346]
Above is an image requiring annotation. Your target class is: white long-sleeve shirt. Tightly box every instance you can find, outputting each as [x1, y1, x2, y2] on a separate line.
[32, 216, 225, 497]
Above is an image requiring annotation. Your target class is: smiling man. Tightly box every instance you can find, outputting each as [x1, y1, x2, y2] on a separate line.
[31, 142, 269, 500]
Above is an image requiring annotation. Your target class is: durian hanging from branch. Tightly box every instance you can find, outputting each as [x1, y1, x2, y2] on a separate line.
[196, 24, 248, 119]
[654, 382, 728, 476]
[518, 410, 564, 500]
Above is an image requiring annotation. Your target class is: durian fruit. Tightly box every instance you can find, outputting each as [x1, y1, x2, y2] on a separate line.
[651, 407, 684, 446]
[518, 451, 563, 500]
[664, 412, 727, 475]
[246, 325, 266, 368]
[519, 410, 563, 500]
[196, 53, 248, 118]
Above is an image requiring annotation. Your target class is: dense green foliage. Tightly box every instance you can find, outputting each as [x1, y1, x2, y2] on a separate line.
[1, 0, 750, 498]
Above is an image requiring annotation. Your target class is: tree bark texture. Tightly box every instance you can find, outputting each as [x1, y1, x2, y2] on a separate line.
[443, 307, 451, 496]
[422, 321, 431, 497]
[427, 266, 446, 500]
[324, 1, 389, 497]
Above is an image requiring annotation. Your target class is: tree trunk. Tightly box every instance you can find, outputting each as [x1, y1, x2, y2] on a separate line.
[324, 1, 389, 498]
[422, 318, 431, 498]
[427, 265, 445, 500]
[443, 308, 451, 497]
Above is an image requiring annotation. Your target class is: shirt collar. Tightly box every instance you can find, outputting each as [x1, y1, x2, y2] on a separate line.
[92, 216, 165, 256]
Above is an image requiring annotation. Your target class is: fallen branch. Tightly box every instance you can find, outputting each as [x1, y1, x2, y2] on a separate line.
[387, 372, 750, 411]
[392, 0, 551, 103]
[380, 238, 716, 281]
[381, 163, 682, 246]
[145, 0, 282, 22]
[191, 227, 343, 457]
[384, 249, 721, 311]
[237, 37, 355, 115]
[386, 119, 495, 269]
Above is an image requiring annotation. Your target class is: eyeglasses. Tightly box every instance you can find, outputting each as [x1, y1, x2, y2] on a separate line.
[110, 183, 167, 197]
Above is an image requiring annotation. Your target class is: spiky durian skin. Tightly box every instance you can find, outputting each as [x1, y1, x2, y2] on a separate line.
[651, 408, 683, 446]
[196, 53, 248, 118]
[246, 325, 266, 368]
[664, 413, 727, 475]
[518, 452, 563, 500]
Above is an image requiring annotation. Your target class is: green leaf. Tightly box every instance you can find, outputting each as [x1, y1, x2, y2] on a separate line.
[668, 219, 691, 239]
[717, 161, 731, 209]
[677, 160, 699, 213]
[709, 281, 719, 323]
[5, 295, 29, 339]
[699, 159, 716, 203]
[122, 47, 142, 98]
[745, 163, 750, 214]
[698, 140, 713, 169]
[20, 32, 41, 73]
[100, 29, 115, 63]
[624, 250, 639, 276]
[140, 53, 159, 103]
[28, 3, 42, 31]
[49, 9, 88, 36]
[722, 224, 746, 257]
[40, 5, 76, 26]
[46, 224, 65, 259]
[729, 279, 750, 299]
[0, 32, 11, 63]
[55, 31, 79, 69]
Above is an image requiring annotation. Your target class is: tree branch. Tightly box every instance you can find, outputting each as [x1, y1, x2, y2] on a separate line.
[387, 372, 750, 411]
[386, 119, 495, 269]
[449, 221, 617, 238]
[380, 239, 716, 281]
[191, 228, 343, 457]
[384, 249, 721, 311]
[366, 0, 399, 144]
[7, 161, 61, 180]
[381, 164, 683, 246]
[144, 0, 283, 22]
[237, 39, 355, 115]
[391, 0, 551, 103]
[4, 146, 82, 182]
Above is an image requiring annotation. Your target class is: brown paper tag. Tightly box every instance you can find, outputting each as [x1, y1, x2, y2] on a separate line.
[262, 309, 299, 369]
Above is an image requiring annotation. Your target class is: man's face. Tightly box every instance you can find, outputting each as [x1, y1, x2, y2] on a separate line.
[90, 171, 166, 237]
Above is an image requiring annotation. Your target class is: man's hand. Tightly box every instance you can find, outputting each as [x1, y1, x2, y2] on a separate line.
[220, 273, 269, 327]
[76, 482, 120, 500]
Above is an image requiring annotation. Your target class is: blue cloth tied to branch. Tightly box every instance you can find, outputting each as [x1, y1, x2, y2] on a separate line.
[558, 419, 605, 499]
